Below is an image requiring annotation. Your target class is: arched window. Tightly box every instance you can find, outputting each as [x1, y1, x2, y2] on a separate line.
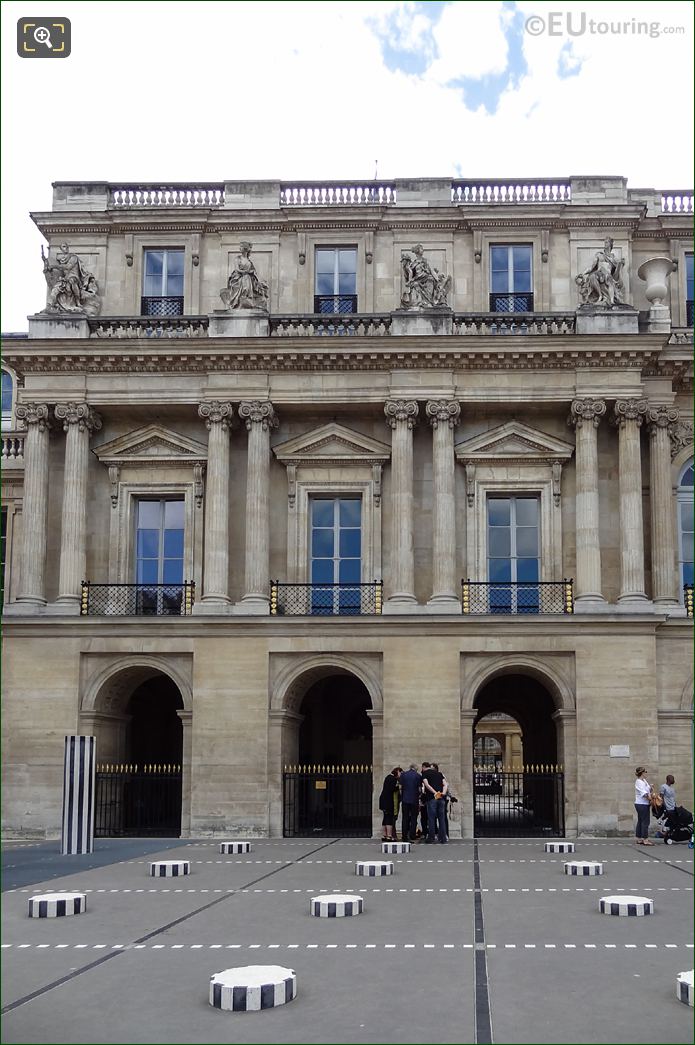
[677, 461, 694, 595]
[1, 370, 14, 430]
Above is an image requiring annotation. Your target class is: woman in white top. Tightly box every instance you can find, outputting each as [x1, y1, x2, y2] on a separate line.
[634, 766, 655, 845]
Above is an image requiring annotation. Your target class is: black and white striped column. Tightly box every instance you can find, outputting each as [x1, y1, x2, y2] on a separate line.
[545, 841, 575, 853]
[209, 966, 297, 1011]
[310, 894, 363, 917]
[564, 861, 603, 876]
[676, 970, 693, 1007]
[355, 861, 393, 877]
[382, 841, 410, 854]
[150, 861, 190, 877]
[220, 842, 251, 854]
[60, 735, 96, 855]
[599, 894, 653, 916]
[28, 892, 86, 918]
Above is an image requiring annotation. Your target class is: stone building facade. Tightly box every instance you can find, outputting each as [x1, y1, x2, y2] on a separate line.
[1, 175, 693, 839]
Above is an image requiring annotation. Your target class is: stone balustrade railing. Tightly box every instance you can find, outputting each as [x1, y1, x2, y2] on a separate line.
[279, 182, 397, 206]
[660, 191, 693, 214]
[109, 184, 225, 207]
[88, 317, 210, 338]
[452, 313, 576, 335]
[452, 179, 571, 204]
[268, 314, 393, 337]
[2, 431, 25, 463]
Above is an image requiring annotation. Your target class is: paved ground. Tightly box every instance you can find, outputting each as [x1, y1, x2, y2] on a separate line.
[1, 837, 693, 1044]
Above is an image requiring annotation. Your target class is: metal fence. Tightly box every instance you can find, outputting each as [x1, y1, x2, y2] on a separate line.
[81, 582, 195, 616]
[283, 765, 372, 837]
[490, 292, 534, 313]
[313, 294, 358, 314]
[95, 764, 182, 837]
[141, 296, 184, 316]
[462, 580, 573, 615]
[270, 582, 382, 616]
[474, 766, 565, 837]
[685, 584, 694, 618]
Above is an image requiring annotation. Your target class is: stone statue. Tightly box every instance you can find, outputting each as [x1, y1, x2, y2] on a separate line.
[41, 243, 101, 315]
[400, 244, 451, 309]
[575, 237, 626, 307]
[220, 242, 268, 311]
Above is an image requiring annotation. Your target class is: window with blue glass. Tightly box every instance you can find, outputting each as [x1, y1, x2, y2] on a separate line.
[142, 249, 184, 316]
[314, 248, 357, 314]
[490, 245, 533, 313]
[135, 499, 185, 613]
[310, 497, 361, 614]
[1, 370, 14, 430]
[487, 496, 540, 612]
[685, 253, 694, 327]
[678, 462, 693, 594]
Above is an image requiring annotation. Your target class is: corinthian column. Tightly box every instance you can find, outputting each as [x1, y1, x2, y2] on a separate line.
[198, 401, 234, 607]
[647, 406, 679, 604]
[426, 400, 460, 607]
[237, 400, 278, 613]
[568, 399, 606, 603]
[14, 404, 52, 609]
[54, 403, 102, 610]
[384, 399, 418, 607]
[613, 398, 649, 603]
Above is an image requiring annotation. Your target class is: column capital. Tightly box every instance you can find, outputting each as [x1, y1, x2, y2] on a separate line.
[425, 399, 461, 429]
[612, 398, 649, 428]
[384, 398, 419, 430]
[198, 400, 234, 430]
[238, 399, 278, 431]
[15, 402, 52, 433]
[54, 402, 102, 434]
[567, 398, 606, 430]
[646, 405, 679, 437]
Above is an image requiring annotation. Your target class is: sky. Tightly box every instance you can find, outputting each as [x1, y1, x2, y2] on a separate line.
[2, 0, 693, 331]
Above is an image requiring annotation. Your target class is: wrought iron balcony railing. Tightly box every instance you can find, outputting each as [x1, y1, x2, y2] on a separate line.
[462, 580, 574, 615]
[490, 292, 534, 313]
[270, 581, 382, 616]
[686, 300, 694, 327]
[313, 295, 358, 314]
[141, 296, 184, 317]
[80, 582, 195, 616]
[685, 584, 694, 618]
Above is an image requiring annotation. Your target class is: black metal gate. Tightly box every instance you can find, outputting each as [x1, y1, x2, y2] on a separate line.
[95, 764, 182, 837]
[283, 764, 372, 837]
[474, 765, 565, 837]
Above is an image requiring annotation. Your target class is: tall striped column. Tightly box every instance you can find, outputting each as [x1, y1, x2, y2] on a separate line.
[60, 736, 96, 855]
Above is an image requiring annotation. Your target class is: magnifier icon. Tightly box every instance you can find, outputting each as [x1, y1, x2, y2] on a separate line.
[33, 26, 53, 48]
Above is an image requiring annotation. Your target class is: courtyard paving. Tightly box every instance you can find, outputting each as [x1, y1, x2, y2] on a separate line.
[1, 837, 693, 1044]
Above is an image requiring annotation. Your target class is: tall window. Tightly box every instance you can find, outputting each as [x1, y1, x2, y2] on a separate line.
[685, 253, 694, 327]
[0, 506, 7, 607]
[490, 245, 533, 313]
[135, 499, 184, 613]
[1, 370, 14, 430]
[487, 495, 540, 612]
[314, 248, 357, 314]
[678, 462, 693, 595]
[142, 250, 184, 316]
[310, 497, 361, 613]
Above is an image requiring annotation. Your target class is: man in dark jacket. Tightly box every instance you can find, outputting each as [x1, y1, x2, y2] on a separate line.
[399, 763, 422, 842]
[422, 762, 448, 843]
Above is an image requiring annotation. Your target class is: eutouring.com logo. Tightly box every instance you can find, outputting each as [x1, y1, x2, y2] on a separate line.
[524, 12, 686, 39]
[17, 17, 71, 57]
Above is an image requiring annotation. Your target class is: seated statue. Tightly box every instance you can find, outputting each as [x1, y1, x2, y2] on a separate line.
[401, 244, 451, 309]
[42, 243, 101, 315]
[575, 237, 626, 308]
[220, 242, 268, 311]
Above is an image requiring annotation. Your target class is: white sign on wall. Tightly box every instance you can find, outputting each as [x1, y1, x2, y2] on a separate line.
[609, 745, 630, 758]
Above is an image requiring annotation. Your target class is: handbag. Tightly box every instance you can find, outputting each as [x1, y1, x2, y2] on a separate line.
[649, 791, 663, 814]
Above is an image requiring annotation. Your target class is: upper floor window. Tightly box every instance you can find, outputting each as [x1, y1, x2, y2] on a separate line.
[314, 248, 357, 314]
[487, 495, 540, 612]
[135, 499, 185, 613]
[677, 461, 693, 595]
[490, 245, 533, 313]
[685, 253, 693, 327]
[310, 496, 361, 613]
[142, 249, 184, 316]
[1, 370, 14, 431]
[0, 506, 6, 607]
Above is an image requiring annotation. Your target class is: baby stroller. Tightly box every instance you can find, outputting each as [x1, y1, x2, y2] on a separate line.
[660, 805, 694, 846]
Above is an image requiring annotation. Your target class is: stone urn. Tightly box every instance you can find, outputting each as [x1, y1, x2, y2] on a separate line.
[637, 256, 677, 306]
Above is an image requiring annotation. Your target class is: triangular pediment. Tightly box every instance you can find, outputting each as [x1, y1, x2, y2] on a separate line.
[273, 422, 391, 465]
[93, 424, 208, 465]
[455, 421, 574, 462]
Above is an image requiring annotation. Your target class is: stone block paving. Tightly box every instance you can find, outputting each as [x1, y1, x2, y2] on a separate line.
[1, 837, 693, 1044]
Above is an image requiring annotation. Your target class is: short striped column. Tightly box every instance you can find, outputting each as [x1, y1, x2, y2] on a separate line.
[355, 860, 393, 877]
[310, 894, 363, 918]
[150, 860, 190, 877]
[564, 861, 603, 876]
[209, 966, 296, 1011]
[545, 841, 575, 853]
[28, 892, 86, 918]
[60, 735, 96, 855]
[599, 894, 653, 916]
[676, 970, 693, 1007]
[219, 842, 251, 854]
[382, 841, 411, 854]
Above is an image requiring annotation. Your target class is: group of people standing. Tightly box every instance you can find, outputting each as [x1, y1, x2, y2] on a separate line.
[634, 766, 677, 844]
[379, 763, 458, 845]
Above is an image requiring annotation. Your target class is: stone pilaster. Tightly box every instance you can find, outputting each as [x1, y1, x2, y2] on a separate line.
[237, 400, 278, 613]
[53, 403, 102, 610]
[647, 406, 679, 604]
[384, 399, 418, 608]
[14, 403, 52, 608]
[613, 398, 649, 603]
[425, 400, 460, 607]
[197, 401, 234, 608]
[568, 399, 606, 603]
